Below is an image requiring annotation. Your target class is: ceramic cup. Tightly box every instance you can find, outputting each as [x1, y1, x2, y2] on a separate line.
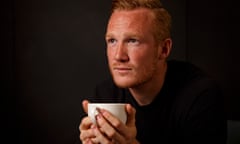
[88, 103, 127, 125]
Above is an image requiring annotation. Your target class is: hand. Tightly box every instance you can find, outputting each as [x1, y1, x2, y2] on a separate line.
[79, 100, 139, 144]
[91, 103, 138, 144]
[79, 100, 95, 144]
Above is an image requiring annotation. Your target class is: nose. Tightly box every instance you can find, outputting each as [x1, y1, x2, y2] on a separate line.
[114, 43, 129, 62]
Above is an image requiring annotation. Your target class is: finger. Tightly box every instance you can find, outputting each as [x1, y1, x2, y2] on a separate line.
[96, 112, 125, 143]
[80, 127, 95, 141]
[97, 107, 129, 139]
[82, 138, 93, 144]
[96, 112, 116, 135]
[91, 126, 112, 144]
[99, 108, 124, 129]
[82, 100, 89, 113]
[79, 117, 93, 132]
[125, 104, 136, 126]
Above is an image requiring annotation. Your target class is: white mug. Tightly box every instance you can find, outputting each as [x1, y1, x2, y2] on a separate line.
[88, 103, 127, 125]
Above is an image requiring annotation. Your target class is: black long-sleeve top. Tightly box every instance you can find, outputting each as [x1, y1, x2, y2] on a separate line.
[75, 60, 227, 144]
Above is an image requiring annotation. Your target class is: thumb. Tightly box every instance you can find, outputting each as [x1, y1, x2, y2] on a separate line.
[125, 104, 136, 126]
[82, 100, 90, 113]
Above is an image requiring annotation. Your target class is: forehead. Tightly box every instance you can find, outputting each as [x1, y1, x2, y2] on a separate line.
[107, 8, 155, 32]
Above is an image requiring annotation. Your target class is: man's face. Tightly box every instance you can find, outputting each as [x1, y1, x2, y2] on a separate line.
[105, 8, 160, 88]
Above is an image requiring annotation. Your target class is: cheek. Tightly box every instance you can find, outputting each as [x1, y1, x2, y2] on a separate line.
[107, 48, 114, 62]
[131, 49, 157, 66]
[133, 52, 159, 79]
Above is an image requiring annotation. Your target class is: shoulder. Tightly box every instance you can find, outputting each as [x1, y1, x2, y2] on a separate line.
[166, 59, 217, 89]
[166, 59, 222, 104]
[167, 60, 223, 114]
[167, 59, 205, 79]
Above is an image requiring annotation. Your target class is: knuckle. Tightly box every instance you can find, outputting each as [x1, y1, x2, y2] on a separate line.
[108, 130, 115, 138]
[112, 120, 121, 128]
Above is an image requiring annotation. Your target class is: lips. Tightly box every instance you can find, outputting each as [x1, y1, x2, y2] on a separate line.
[114, 67, 131, 71]
[113, 66, 132, 74]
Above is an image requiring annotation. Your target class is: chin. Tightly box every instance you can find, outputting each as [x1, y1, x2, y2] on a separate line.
[113, 77, 136, 88]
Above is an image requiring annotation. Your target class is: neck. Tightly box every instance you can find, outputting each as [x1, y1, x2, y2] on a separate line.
[129, 62, 167, 106]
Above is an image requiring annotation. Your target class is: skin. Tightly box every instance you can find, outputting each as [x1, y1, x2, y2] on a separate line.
[80, 100, 137, 144]
[79, 8, 172, 144]
[106, 8, 172, 105]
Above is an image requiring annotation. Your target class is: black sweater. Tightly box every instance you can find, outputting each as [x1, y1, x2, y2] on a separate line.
[75, 60, 227, 144]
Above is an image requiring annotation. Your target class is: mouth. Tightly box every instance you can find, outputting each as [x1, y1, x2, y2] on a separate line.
[113, 67, 132, 74]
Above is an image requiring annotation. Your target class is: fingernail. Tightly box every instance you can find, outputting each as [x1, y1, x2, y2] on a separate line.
[96, 107, 101, 113]
[96, 113, 102, 120]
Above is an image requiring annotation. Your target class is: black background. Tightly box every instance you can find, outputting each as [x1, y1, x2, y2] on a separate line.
[2, 0, 237, 144]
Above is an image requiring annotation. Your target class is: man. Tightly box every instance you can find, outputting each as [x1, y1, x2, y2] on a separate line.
[76, 0, 227, 143]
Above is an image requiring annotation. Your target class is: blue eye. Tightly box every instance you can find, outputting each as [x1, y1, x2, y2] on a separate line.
[127, 38, 139, 45]
[108, 38, 116, 44]
[106, 38, 117, 47]
[128, 38, 137, 43]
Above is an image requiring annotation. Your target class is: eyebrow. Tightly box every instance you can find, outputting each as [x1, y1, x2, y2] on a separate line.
[105, 33, 114, 38]
[105, 32, 142, 39]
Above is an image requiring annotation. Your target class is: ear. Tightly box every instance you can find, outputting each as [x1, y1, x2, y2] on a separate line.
[158, 38, 172, 60]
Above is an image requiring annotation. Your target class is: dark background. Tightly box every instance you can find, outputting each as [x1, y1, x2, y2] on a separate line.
[2, 0, 237, 144]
